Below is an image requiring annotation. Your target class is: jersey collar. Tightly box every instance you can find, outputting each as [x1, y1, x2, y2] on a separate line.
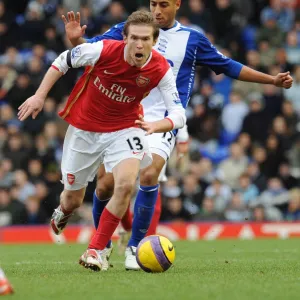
[160, 21, 180, 32]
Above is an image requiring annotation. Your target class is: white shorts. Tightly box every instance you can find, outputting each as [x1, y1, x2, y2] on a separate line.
[146, 131, 176, 161]
[61, 125, 152, 190]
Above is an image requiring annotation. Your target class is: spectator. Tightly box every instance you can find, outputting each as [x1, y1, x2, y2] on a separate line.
[13, 169, 36, 202]
[204, 172, 232, 212]
[181, 174, 204, 214]
[242, 92, 270, 144]
[284, 188, 300, 220]
[257, 10, 285, 48]
[278, 161, 298, 190]
[249, 177, 289, 220]
[0, 158, 13, 188]
[285, 30, 300, 65]
[224, 192, 250, 222]
[218, 143, 248, 189]
[181, 0, 213, 33]
[247, 160, 268, 193]
[0, 187, 27, 226]
[236, 173, 259, 205]
[251, 204, 267, 222]
[2, 133, 28, 170]
[260, 0, 295, 33]
[237, 132, 252, 157]
[6, 72, 36, 112]
[221, 89, 249, 137]
[193, 197, 224, 221]
[264, 134, 285, 177]
[283, 65, 300, 115]
[281, 100, 299, 137]
[161, 186, 191, 222]
[24, 195, 48, 224]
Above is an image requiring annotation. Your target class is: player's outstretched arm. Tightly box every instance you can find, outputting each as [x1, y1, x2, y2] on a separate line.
[18, 68, 63, 121]
[135, 119, 174, 135]
[195, 32, 293, 89]
[62, 11, 87, 46]
[18, 41, 104, 121]
[238, 66, 293, 89]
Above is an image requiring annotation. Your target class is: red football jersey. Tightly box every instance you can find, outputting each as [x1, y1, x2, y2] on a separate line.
[58, 40, 170, 132]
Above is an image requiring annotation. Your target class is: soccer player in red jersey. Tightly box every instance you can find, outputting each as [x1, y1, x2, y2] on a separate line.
[63, 0, 293, 271]
[18, 11, 186, 271]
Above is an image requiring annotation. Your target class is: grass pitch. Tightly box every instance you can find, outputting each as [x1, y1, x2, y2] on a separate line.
[1, 240, 300, 300]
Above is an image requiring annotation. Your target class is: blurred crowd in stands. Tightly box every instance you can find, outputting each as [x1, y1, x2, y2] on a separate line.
[0, 0, 300, 227]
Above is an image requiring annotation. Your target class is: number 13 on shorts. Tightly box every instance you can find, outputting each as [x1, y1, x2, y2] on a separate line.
[127, 136, 144, 153]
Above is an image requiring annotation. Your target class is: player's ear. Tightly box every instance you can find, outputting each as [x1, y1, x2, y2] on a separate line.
[175, 0, 181, 10]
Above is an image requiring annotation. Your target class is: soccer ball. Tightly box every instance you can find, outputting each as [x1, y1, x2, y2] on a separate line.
[136, 235, 175, 273]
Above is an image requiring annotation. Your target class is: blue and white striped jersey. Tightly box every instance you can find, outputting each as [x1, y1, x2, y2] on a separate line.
[87, 21, 243, 121]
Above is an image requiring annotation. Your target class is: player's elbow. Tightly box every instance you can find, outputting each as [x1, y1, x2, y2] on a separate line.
[179, 113, 186, 129]
[171, 110, 186, 130]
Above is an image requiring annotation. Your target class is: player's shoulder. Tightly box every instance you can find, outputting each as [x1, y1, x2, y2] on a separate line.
[100, 40, 125, 59]
[112, 21, 125, 31]
[102, 39, 124, 49]
[175, 22, 207, 42]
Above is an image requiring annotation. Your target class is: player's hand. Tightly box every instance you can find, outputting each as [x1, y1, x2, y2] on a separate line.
[62, 11, 87, 45]
[273, 72, 293, 89]
[135, 120, 156, 135]
[18, 95, 44, 121]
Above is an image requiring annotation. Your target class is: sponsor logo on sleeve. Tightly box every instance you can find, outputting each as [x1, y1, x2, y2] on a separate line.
[172, 92, 181, 104]
[71, 47, 81, 59]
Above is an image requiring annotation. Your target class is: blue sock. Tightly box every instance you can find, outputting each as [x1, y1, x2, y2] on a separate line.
[92, 191, 111, 248]
[128, 184, 159, 247]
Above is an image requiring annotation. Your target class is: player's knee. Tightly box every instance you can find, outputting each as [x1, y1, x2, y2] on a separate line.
[95, 183, 113, 200]
[114, 180, 135, 199]
[140, 167, 160, 186]
[62, 190, 83, 209]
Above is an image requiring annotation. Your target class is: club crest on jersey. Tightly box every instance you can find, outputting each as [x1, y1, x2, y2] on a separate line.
[67, 173, 75, 185]
[136, 75, 150, 87]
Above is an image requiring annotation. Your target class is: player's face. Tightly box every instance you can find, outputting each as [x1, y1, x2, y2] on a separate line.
[150, 0, 181, 28]
[124, 25, 157, 68]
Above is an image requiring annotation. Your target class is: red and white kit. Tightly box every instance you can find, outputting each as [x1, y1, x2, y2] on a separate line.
[52, 40, 185, 190]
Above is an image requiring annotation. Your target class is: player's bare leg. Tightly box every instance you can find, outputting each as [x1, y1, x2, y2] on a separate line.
[81, 158, 141, 272]
[51, 188, 85, 235]
[93, 165, 133, 256]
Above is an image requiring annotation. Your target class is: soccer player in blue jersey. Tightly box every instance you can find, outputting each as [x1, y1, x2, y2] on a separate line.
[59, 0, 293, 271]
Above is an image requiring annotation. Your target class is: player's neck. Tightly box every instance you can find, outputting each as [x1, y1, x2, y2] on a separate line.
[162, 19, 176, 30]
